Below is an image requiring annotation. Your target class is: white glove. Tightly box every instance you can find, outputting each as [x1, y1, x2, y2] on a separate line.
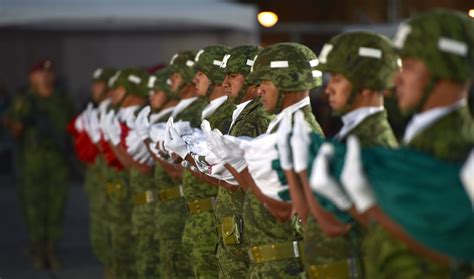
[126, 129, 143, 155]
[209, 131, 247, 172]
[135, 106, 151, 140]
[340, 136, 375, 213]
[461, 150, 474, 210]
[173, 121, 193, 136]
[87, 109, 102, 144]
[276, 112, 293, 170]
[309, 143, 353, 211]
[164, 118, 189, 158]
[99, 108, 109, 141]
[291, 110, 312, 173]
[105, 110, 121, 146]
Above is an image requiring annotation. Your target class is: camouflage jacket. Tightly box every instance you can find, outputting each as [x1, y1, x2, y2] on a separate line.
[174, 96, 209, 128]
[406, 106, 474, 162]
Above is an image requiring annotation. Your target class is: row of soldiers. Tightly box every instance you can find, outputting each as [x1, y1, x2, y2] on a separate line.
[67, 8, 473, 279]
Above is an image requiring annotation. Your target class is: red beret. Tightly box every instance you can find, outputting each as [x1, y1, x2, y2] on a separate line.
[30, 59, 53, 74]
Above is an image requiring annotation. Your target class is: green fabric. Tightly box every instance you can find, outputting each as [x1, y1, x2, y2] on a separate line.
[173, 96, 209, 128]
[204, 98, 235, 134]
[194, 45, 230, 84]
[223, 45, 262, 77]
[228, 98, 274, 137]
[148, 67, 176, 100]
[111, 68, 150, 98]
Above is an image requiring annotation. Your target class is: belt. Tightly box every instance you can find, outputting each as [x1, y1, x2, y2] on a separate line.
[134, 190, 156, 205]
[187, 197, 215, 215]
[248, 241, 303, 264]
[307, 257, 361, 279]
[157, 185, 184, 201]
[105, 182, 124, 195]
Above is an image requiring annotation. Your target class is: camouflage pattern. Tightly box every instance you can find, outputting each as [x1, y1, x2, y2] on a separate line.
[148, 67, 177, 100]
[365, 106, 474, 278]
[244, 106, 323, 278]
[181, 98, 234, 278]
[393, 9, 474, 83]
[6, 88, 73, 254]
[169, 50, 197, 84]
[92, 67, 117, 82]
[316, 32, 400, 92]
[215, 98, 272, 278]
[303, 110, 398, 277]
[194, 45, 230, 84]
[247, 42, 323, 92]
[130, 168, 160, 279]
[173, 96, 209, 127]
[110, 68, 150, 98]
[223, 45, 262, 77]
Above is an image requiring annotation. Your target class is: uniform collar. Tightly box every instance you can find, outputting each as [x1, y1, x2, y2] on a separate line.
[150, 106, 176, 124]
[266, 97, 310, 134]
[335, 106, 384, 140]
[201, 95, 228, 120]
[171, 97, 198, 119]
[228, 99, 252, 133]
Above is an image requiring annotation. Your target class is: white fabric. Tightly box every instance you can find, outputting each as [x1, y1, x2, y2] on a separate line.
[171, 97, 198, 119]
[201, 95, 228, 120]
[228, 100, 252, 132]
[266, 97, 311, 134]
[290, 110, 312, 173]
[460, 150, 474, 210]
[150, 106, 175, 124]
[403, 100, 466, 144]
[335, 106, 384, 140]
[118, 105, 141, 128]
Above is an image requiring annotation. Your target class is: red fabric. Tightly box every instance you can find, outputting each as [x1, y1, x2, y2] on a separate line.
[68, 114, 100, 164]
[67, 115, 80, 137]
[99, 122, 130, 171]
[30, 58, 53, 74]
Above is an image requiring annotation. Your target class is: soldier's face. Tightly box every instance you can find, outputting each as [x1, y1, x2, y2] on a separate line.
[324, 73, 352, 111]
[394, 58, 430, 112]
[149, 90, 168, 110]
[170, 73, 183, 92]
[111, 86, 127, 105]
[91, 81, 107, 102]
[223, 73, 246, 98]
[194, 71, 211, 96]
[258, 80, 279, 112]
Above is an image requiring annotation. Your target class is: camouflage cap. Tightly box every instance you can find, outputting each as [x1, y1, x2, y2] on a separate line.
[316, 31, 400, 91]
[247, 42, 322, 92]
[92, 67, 116, 83]
[169, 50, 196, 84]
[147, 67, 177, 100]
[222, 45, 262, 77]
[193, 45, 230, 84]
[110, 68, 150, 98]
[393, 9, 474, 83]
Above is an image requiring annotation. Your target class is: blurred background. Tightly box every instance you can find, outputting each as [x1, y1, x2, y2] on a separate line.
[0, 0, 472, 278]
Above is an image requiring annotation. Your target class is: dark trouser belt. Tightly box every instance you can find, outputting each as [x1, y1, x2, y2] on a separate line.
[248, 241, 303, 264]
[187, 197, 215, 215]
[157, 185, 184, 201]
[134, 190, 156, 205]
[105, 182, 124, 195]
[307, 257, 361, 279]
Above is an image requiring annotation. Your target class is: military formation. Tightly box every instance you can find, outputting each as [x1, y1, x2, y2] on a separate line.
[5, 8, 474, 279]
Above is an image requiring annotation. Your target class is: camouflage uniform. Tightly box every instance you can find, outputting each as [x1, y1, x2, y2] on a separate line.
[244, 43, 325, 278]
[308, 31, 400, 278]
[6, 86, 74, 267]
[106, 68, 150, 279]
[153, 50, 200, 278]
[180, 45, 233, 278]
[365, 10, 474, 279]
[216, 47, 272, 278]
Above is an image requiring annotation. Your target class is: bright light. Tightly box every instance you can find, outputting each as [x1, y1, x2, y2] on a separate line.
[469, 9, 474, 18]
[258, 11, 279, 28]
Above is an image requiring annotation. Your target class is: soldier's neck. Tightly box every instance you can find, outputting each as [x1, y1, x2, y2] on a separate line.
[349, 90, 384, 111]
[281, 91, 309, 110]
[179, 84, 198, 99]
[162, 99, 179, 109]
[421, 80, 469, 112]
[209, 85, 226, 101]
[36, 85, 54, 98]
[240, 85, 258, 104]
[122, 95, 145, 107]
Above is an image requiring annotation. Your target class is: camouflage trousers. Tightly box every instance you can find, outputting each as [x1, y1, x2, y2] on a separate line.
[106, 173, 136, 279]
[19, 148, 69, 243]
[216, 242, 249, 278]
[131, 202, 160, 279]
[248, 258, 303, 278]
[302, 216, 363, 278]
[155, 198, 193, 278]
[364, 223, 449, 279]
[181, 211, 219, 278]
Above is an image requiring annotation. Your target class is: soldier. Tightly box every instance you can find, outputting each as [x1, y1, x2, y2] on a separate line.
[5, 59, 74, 269]
[363, 9, 474, 279]
[102, 68, 150, 279]
[152, 50, 199, 278]
[295, 31, 400, 278]
[214, 45, 274, 278]
[167, 45, 233, 278]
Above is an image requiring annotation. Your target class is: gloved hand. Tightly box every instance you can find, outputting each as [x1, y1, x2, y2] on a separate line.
[309, 143, 353, 211]
[209, 131, 247, 172]
[173, 121, 193, 136]
[105, 110, 121, 146]
[340, 136, 375, 213]
[276, 113, 293, 171]
[461, 150, 474, 210]
[291, 110, 312, 173]
[135, 106, 151, 140]
[164, 118, 189, 158]
[99, 108, 109, 141]
[126, 129, 143, 155]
